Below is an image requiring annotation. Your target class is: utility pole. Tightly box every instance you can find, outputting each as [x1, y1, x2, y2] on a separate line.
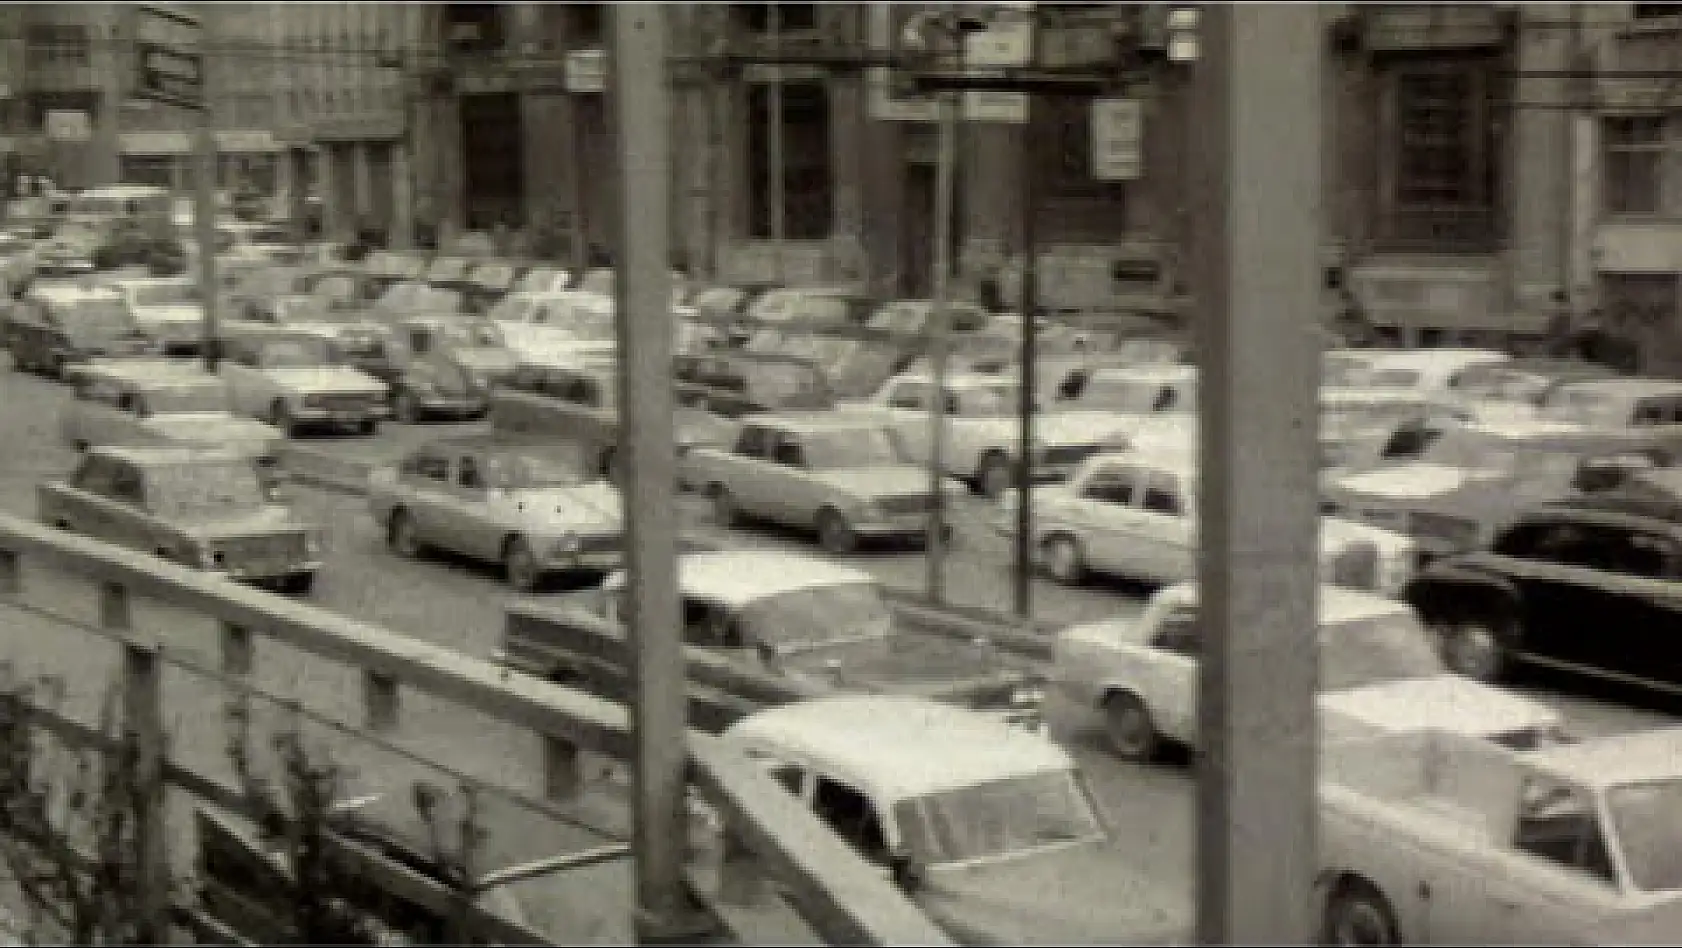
[1188, 5, 1321, 943]
[767, 3, 786, 279]
[607, 8, 697, 945]
[193, 9, 220, 372]
[1012, 95, 1038, 621]
[924, 32, 961, 605]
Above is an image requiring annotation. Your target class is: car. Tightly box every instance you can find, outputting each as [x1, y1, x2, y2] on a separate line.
[502, 551, 1039, 714]
[5, 282, 154, 377]
[1405, 484, 1682, 687]
[386, 317, 518, 423]
[485, 289, 617, 364]
[1319, 726, 1682, 944]
[59, 359, 282, 468]
[1343, 347, 1513, 398]
[673, 349, 837, 419]
[688, 413, 968, 554]
[1052, 583, 1567, 762]
[102, 274, 206, 355]
[358, 250, 430, 296]
[217, 327, 390, 436]
[512, 266, 570, 296]
[227, 294, 395, 381]
[1324, 417, 1673, 565]
[1010, 448, 1417, 594]
[1320, 387, 1470, 482]
[848, 371, 1137, 499]
[366, 435, 624, 592]
[1443, 357, 1617, 418]
[37, 445, 323, 594]
[1538, 377, 1682, 457]
[1055, 362, 1198, 416]
[368, 280, 463, 330]
[217, 221, 304, 265]
[715, 694, 1190, 944]
[461, 259, 521, 313]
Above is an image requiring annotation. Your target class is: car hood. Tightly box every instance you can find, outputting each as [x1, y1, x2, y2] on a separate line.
[921, 840, 1189, 945]
[260, 365, 387, 393]
[130, 304, 201, 327]
[452, 346, 520, 378]
[1320, 675, 1561, 741]
[139, 412, 281, 446]
[807, 466, 944, 499]
[769, 624, 1006, 692]
[1330, 462, 1482, 502]
[1034, 410, 1139, 446]
[1320, 515, 1414, 556]
[178, 506, 313, 540]
[1585, 898, 1682, 945]
[501, 483, 623, 535]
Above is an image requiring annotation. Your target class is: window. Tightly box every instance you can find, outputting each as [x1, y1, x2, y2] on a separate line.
[1151, 609, 1201, 657]
[570, 4, 605, 46]
[734, 426, 773, 459]
[1378, 59, 1497, 250]
[1142, 481, 1184, 517]
[71, 456, 119, 495]
[812, 778, 890, 865]
[886, 383, 929, 411]
[443, 4, 504, 52]
[457, 456, 485, 489]
[734, 4, 819, 32]
[767, 764, 806, 797]
[1034, 96, 1129, 206]
[402, 453, 450, 483]
[25, 24, 91, 67]
[1634, 3, 1682, 18]
[771, 436, 807, 468]
[1078, 466, 1137, 506]
[747, 82, 834, 240]
[1612, 530, 1682, 579]
[1513, 777, 1617, 884]
[1496, 520, 1624, 571]
[1604, 116, 1666, 216]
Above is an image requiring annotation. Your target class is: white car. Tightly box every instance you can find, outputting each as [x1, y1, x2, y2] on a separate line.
[1051, 583, 1568, 761]
[486, 289, 618, 364]
[218, 328, 390, 436]
[845, 371, 1136, 499]
[103, 275, 204, 355]
[1014, 448, 1417, 596]
[1331, 347, 1512, 398]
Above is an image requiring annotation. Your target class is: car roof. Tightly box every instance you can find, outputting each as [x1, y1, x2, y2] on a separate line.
[891, 371, 1016, 388]
[1550, 377, 1682, 400]
[27, 283, 123, 303]
[1524, 727, 1682, 789]
[103, 276, 193, 290]
[604, 551, 876, 610]
[1366, 348, 1509, 369]
[742, 411, 894, 433]
[1088, 363, 1198, 384]
[72, 358, 218, 385]
[1078, 448, 1198, 478]
[86, 444, 256, 466]
[1123, 582, 1412, 628]
[1320, 386, 1436, 406]
[725, 694, 1076, 801]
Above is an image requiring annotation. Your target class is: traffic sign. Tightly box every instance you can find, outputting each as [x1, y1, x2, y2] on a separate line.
[44, 111, 91, 143]
[135, 6, 204, 110]
[1091, 98, 1144, 181]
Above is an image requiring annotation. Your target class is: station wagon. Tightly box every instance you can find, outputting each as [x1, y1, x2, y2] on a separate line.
[6, 283, 153, 377]
[60, 359, 282, 467]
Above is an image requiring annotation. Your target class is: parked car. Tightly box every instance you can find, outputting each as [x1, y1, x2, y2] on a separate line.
[102, 274, 205, 355]
[59, 359, 282, 470]
[1052, 583, 1566, 762]
[689, 413, 968, 554]
[1010, 448, 1416, 594]
[1443, 357, 1617, 418]
[501, 552, 1038, 713]
[715, 694, 1190, 944]
[1405, 480, 1682, 687]
[1537, 377, 1682, 458]
[673, 349, 837, 419]
[6, 282, 153, 377]
[358, 250, 429, 296]
[367, 435, 624, 592]
[217, 327, 390, 436]
[512, 266, 569, 296]
[38, 445, 323, 593]
[386, 317, 518, 422]
[1318, 726, 1682, 944]
[227, 294, 395, 381]
[485, 289, 617, 364]
[217, 220, 304, 265]
[1339, 347, 1512, 398]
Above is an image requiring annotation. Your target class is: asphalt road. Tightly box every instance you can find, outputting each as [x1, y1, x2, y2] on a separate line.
[0, 363, 1677, 940]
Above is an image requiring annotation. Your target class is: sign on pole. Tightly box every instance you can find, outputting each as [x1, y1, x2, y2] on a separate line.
[1091, 98, 1144, 180]
[135, 5, 204, 110]
[44, 111, 91, 143]
[565, 47, 606, 94]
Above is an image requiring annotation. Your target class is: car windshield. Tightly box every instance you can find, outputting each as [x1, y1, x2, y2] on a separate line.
[1320, 613, 1446, 691]
[1539, 388, 1632, 427]
[737, 582, 894, 653]
[801, 428, 905, 468]
[1417, 428, 1590, 484]
[258, 337, 333, 367]
[146, 461, 268, 517]
[1605, 778, 1682, 893]
[60, 301, 134, 338]
[949, 383, 1021, 416]
[897, 771, 1106, 868]
[144, 385, 228, 414]
[132, 284, 197, 306]
[1080, 376, 1197, 413]
[484, 447, 596, 489]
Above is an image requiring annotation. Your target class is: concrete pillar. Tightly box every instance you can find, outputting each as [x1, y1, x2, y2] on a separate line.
[317, 146, 343, 239]
[1509, 14, 1571, 314]
[390, 140, 414, 249]
[829, 76, 866, 284]
[351, 140, 374, 225]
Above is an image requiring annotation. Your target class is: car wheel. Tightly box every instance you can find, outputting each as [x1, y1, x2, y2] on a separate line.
[387, 509, 424, 558]
[1043, 535, 1086, 586]
[977, 451, 1016, 501]
[1321, 879, 1400, 946]
[504, 537, 542, 593]
[1432, 615, 1512, 683]
[815, 507, 858, 556]
[268, 400, 295, 437]
[1101, 691, 1160, 762]
[393, 391, 421, 425]
[709, 485, 740, 528]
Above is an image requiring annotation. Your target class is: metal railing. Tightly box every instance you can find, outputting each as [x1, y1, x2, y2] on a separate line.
[0, 511, 952, 945]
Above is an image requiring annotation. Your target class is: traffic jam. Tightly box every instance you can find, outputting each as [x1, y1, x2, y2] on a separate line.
[6, 187, 1682, 944]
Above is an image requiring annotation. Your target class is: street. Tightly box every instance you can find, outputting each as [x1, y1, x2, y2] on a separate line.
[0, 362, 1677, 935]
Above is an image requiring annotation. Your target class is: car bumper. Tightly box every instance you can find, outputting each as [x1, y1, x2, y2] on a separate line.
[854, 514, 938, 537]
[414, 393, 489, 416]
[540, 548, 624, 573]
[291, 405, 390, 425]
[213, 559, 322, 582]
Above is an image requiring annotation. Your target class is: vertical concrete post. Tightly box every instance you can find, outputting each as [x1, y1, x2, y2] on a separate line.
[0, 551, 18, 596]
[362, 669, 400, 731]
[220, 622, 253, 678]
[121, 641, 170, 943]
[1189, 6, 1322, 944]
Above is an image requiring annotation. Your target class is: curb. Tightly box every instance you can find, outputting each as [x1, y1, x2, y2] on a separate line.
[276, 444, 1059, 659]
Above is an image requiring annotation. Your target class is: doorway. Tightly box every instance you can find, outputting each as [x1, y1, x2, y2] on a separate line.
[459, 92, 526, 232]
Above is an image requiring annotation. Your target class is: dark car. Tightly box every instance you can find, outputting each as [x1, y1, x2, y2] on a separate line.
[673, 349, 836, 419]
[1405, 481, 1682, 691]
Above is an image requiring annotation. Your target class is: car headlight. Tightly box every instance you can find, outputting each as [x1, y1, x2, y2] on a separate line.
[550, 532, 581, 557]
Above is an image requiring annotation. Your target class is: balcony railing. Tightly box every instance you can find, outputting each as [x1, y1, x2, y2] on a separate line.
[1369, 205, 1501, 254]
[0, 512, 951, 945]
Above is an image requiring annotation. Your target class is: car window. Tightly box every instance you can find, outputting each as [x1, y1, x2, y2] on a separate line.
[1078, 465, 1138, 506]
[1612, 529, 1682, 580]
[109, 463, 145, 505]
[1497, 520, 1622, 571]
[1151, 609, 1201, 657]
[457, 455, 485, 490]
[734, 426, 771, 459]
[772, 435, 806, 468]
[887, 383, 927, 411]
[681, 600, 744, 649]
[1513, 776, 1617, 885]
[768, 763, 806, 797]
[812, 777, 891, 866]
[1142, 476, 1185, 517]
[401, 452, 449, 483]
[71, 455, 120, 495]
